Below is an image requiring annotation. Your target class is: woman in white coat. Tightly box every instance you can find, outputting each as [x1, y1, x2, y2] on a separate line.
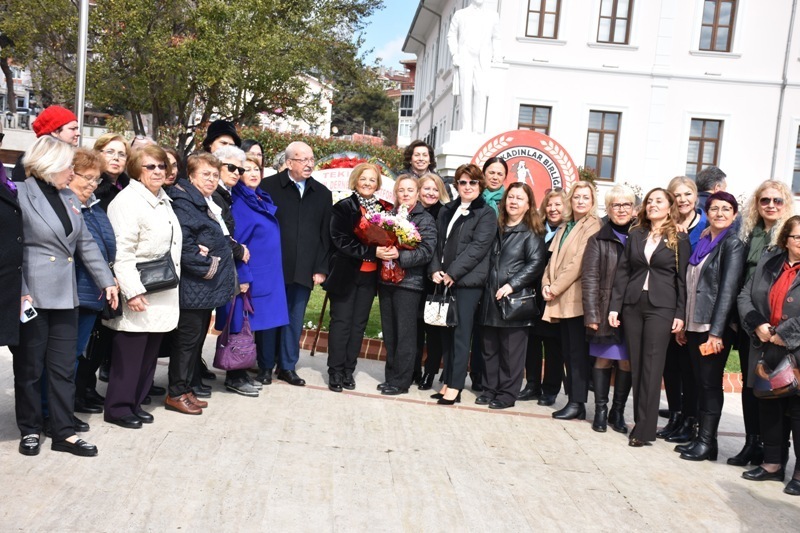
[103, 145, 183, 429]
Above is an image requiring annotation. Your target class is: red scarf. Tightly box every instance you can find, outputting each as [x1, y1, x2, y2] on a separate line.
[768, 261, 800, 326]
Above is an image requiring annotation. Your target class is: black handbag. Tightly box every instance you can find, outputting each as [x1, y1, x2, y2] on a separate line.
[136, 228, 178, 293]
[499, 287, 539, 321]
[423, 285, 458, 327]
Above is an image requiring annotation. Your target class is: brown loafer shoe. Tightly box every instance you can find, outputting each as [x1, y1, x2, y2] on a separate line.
[187, 391, 208, 408]
[165, 394, 202, 415]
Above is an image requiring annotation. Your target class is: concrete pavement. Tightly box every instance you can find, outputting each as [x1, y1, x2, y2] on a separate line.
[1, 341, 799, 531]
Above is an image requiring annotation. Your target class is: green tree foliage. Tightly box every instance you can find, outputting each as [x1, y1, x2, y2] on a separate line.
[0, 0, 381, 152]
[331, 66, 398, 145]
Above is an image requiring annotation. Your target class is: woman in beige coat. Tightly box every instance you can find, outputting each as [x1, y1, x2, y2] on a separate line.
[541, 181, 602, 420]
[103, 145, 182, 429]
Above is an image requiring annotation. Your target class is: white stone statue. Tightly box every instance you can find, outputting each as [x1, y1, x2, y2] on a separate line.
[447, 0, 502, 134]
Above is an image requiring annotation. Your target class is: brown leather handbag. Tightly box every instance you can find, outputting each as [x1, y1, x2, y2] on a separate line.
[753, 349, 800, 399]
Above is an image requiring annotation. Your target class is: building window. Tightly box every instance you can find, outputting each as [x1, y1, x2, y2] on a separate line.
[793, 127, 800, 194]
[399, 94, 413, 118]
[518, 104, 552, 135]
[585, 111, 621, 181]
[526, 0, 561, 39]
[699, 0, 736, 52]
[686, 119, 723, 179]
[597, 0, 633, 44]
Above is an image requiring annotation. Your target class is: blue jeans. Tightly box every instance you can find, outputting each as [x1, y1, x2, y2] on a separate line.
[256, 283, 312, 371]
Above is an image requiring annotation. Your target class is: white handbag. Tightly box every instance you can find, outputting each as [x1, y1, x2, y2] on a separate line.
[423, 285, 457, 327]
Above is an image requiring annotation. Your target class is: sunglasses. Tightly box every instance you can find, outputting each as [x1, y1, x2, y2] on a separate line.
[142, 164, 167, 171]
[759, 197, 785, 207]
[457, 180, 479, 187]
[223, 163, 246, 175]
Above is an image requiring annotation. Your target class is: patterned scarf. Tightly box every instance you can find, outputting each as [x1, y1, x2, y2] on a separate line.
[357, 193, 382, 217]
[769, 260, 800, 326]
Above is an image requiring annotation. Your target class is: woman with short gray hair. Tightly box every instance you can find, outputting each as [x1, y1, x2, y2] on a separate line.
[13, 136, 118, 456]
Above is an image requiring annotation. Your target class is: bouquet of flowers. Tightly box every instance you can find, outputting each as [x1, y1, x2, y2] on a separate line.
[354, 204, 421, 283]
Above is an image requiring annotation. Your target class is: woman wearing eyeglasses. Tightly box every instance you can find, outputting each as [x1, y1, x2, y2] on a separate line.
[211, 145, 255, 394]
[429, 164, 496, 404]
[93, 133, 131, 211]
[541, 181, 602, 420]
[582, 185, 635, 433]
[324, 163, 392, 392]
[738, 215, 800, 496]
[673, 192, 744, 461]
[166, 153, 237, 410]
[104, 145, 182, 428]
[729, 180, 794, 467]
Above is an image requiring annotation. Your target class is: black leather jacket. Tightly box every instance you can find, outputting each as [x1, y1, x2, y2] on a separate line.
[582, 223, 627, 344]
[689, 230, 745, 337]
[479, 223, 546, 327]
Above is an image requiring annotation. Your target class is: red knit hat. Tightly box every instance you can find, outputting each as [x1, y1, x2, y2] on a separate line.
[32, 105, 78, 137]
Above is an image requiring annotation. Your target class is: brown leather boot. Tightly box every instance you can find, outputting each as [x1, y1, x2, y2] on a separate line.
[165, 394, 202, 415]
[187, 391, 208, 408]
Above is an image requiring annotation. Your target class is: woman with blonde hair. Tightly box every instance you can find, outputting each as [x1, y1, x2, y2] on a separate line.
[728, 179, 794, 467]
[541, 181, 602, 420]
[324, 163, 392, 392]
[609, 188, 691, 447]
[415, 172, 450, 389]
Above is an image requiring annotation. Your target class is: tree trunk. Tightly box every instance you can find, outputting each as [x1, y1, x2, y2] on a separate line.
[0, 57, 17, 113]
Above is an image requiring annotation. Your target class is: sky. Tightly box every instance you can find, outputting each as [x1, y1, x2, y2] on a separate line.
[359, 1, 417, 68]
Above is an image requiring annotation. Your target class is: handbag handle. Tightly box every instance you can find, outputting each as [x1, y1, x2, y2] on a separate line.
[219, 294, 238, 345]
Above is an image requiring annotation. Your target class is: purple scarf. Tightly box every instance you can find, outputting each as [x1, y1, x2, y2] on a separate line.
[689, 227, 730, 266]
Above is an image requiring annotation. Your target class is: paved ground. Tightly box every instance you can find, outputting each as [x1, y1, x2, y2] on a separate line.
[1, 341, 799, 532]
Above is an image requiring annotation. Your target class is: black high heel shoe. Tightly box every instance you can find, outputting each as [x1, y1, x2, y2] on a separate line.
[437, 391, 461, 405]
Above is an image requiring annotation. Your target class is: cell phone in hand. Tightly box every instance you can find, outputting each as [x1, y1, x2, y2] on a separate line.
[699, 341, 716, 356]
[20, 300, 38, 323]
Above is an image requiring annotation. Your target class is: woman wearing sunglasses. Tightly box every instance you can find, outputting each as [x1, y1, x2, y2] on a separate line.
[428, 164, 496, 404]
[729, 180, 794, 466]
[104, 145, 181, 429]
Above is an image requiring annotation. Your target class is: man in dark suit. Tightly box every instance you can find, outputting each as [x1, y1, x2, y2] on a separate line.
[0, 153, 23, 346]
[258, 141, 332, 386]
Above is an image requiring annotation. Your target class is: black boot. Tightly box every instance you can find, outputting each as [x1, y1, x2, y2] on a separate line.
[680, 414, 720, 461]
[727, 435, 764, 466]
[552, 401, 586, 420]
[592, 367, 611, 432]
[608, 369, 631, 434]
[418, 373, 435, 391]
[666, 416, 697, 443]
[656, 411, 683, 439]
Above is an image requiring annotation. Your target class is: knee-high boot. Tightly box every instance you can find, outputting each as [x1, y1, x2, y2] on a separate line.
[592, 367, 612, 432]
[608, 369, 631, 434]
[680, 413, 720, 461]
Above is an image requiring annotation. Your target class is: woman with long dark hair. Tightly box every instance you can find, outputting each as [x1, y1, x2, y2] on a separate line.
[609, 188, 690, 447]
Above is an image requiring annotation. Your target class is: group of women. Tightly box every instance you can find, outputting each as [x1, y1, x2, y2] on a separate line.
[6, 120, 286, 457]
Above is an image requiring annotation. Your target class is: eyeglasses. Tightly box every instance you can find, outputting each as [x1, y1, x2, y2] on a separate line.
[289, 157, 315, 165]
[195, 171, 220, 181]
[610, 202, 633, 211]
[707, 206, 734, 214]
[457, 180, 479, 187]
[101, 149, 127, 160]
[142, 164, 167, 171]
[223, 163, 245, 175]
[787, 235, 800, 242]
[73, 172, 102, 185]
[759, 197, 785, 207]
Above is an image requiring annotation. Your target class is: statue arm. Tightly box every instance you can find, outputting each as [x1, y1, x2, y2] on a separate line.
[447, 13, 461, 67]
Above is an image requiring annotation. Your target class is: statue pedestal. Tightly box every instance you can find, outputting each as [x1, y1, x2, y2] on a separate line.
[436, 130, 485, 177]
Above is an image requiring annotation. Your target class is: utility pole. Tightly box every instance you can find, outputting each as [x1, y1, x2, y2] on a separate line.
[74, 0, 89, 146]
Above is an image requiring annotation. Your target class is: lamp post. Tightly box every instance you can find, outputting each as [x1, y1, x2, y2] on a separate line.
[74, 0, 90, 146]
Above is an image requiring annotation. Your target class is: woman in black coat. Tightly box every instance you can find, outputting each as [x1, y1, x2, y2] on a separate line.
[428, 164, 496, 404]
[477, 183, 546, 409]
[93, 133, 130, 212]
[324, 163, 392, 392]
[609, 188, 690, 447]
[415, 173, 450, 389]
[738, 215, 800, 496]
[0, 158, 23, 347]
[377, 175, 437, 395]
[582, 185, 635, 433]
[167, 153, 236, 413]
[674, 191, 745, 461]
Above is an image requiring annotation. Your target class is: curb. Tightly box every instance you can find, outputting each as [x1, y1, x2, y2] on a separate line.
[297, 329, 745, 394]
